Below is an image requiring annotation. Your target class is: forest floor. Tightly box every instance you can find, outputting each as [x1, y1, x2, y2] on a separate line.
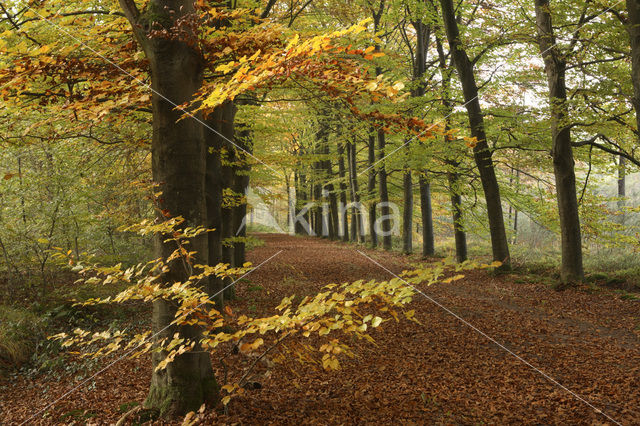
[2, 233, 640, 425]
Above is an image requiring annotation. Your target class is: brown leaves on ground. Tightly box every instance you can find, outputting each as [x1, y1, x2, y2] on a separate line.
[2, 234, 639, 425]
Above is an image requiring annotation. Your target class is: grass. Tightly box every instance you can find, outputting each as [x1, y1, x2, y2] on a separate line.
[0, 305, 46, 368]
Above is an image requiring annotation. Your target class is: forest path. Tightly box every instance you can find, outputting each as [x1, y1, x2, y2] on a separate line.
[2, 233, 639, 425]
[224, 233, 640, 425]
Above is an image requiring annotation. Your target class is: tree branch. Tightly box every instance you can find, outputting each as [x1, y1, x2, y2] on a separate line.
[572, 134, 640, 168]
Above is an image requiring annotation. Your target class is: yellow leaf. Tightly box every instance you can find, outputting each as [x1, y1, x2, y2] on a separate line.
[371, 316, 382, 328]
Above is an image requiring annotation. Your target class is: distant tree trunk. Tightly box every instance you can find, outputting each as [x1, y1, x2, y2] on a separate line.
[618, 155, 626, 203]
[118, 0, 218, 415]
[325, 156, 339, 241]
[294, 170, 309, 235]
[534, 0, 583, 284]
[347, 140, 364, 243]
[337, 142, 349, 241]
[419, 175, 435, 257]
[313, 136, 324, 236]
[626, 0, 640, 146]
[513, 169, 520, 243]
[232, 120, 251, 267]
[513, 208, 519, 242]
[402, 169, 413, 254]
[327, 178, 339, 241]
[440, 0, 511, 268]
[367, 131, 378, 247]
[448, 162, 468, 263]
[377, 129, 393, 250]
[618, 155, 626, 224]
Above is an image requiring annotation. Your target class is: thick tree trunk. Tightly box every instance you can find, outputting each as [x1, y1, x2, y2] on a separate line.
[419, 175, 435, 257]
[367, 131, 378, 247]
[440, 0, 511, 268]
[118, 0, 218, 416]
[402, 170, 413, 254]
[627, 0, 640, 146]
[534, 0, 583, 284]
[337, 142, 350, 241]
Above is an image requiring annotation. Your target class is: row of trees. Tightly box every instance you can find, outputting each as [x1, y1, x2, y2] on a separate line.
[286, 0, 640, 285]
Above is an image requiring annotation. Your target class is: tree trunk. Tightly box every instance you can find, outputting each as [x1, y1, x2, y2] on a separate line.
[337, 142, 350, 241]
[435, 33, 466, 263]
[440, 0, 511, 268]
[448, 162, 468, 263]
[367, 131, 378, 247]
[419, 175, 435, 257]
[627, 0, 640, 146]
[618, 155, 626, 218]
[205, 108, 225, 309]
[412, 19, 435, 257]
[534, 0, 583, 284]
[402, 170, 413, 254]
[232, 121, 251, 267]
[347, 140, 364, 242]
[118, 0, 218, 415]
[218, 101, 238, 299]
[377, 129, 393, 250]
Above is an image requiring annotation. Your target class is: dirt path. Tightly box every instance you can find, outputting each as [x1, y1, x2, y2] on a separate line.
[225, 234, 640, 425]
[2, 233, 640, 425]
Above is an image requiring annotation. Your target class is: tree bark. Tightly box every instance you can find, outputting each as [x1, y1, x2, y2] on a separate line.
[412, 18, 435, 257]
[435, 33, 467, 262]
[376, 128, 393, 250]
[347, 140, 364, 242]
[118, 0, 218, 415]
[232, 120, 251, 267]
[337, 142, 350, 241]
[618, 155, 626, 217]
[627, 0, 640, 146]
[218, 101, 238, 299]
[440, 0, 511, 268]
[367, 131, 378, 247]
[448, 161, 468, 263]
[534, 0, 584, 284]
[205, 108, 225, 309]
[419, 175, 435, 257]
[402, 170, 413, 254]
[377, 129, 393, 250]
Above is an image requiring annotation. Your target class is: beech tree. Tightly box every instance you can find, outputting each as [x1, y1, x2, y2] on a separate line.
[533, 0, 584, 283]
[439, 0, 511, 268]
[117, 0, 218, 415]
